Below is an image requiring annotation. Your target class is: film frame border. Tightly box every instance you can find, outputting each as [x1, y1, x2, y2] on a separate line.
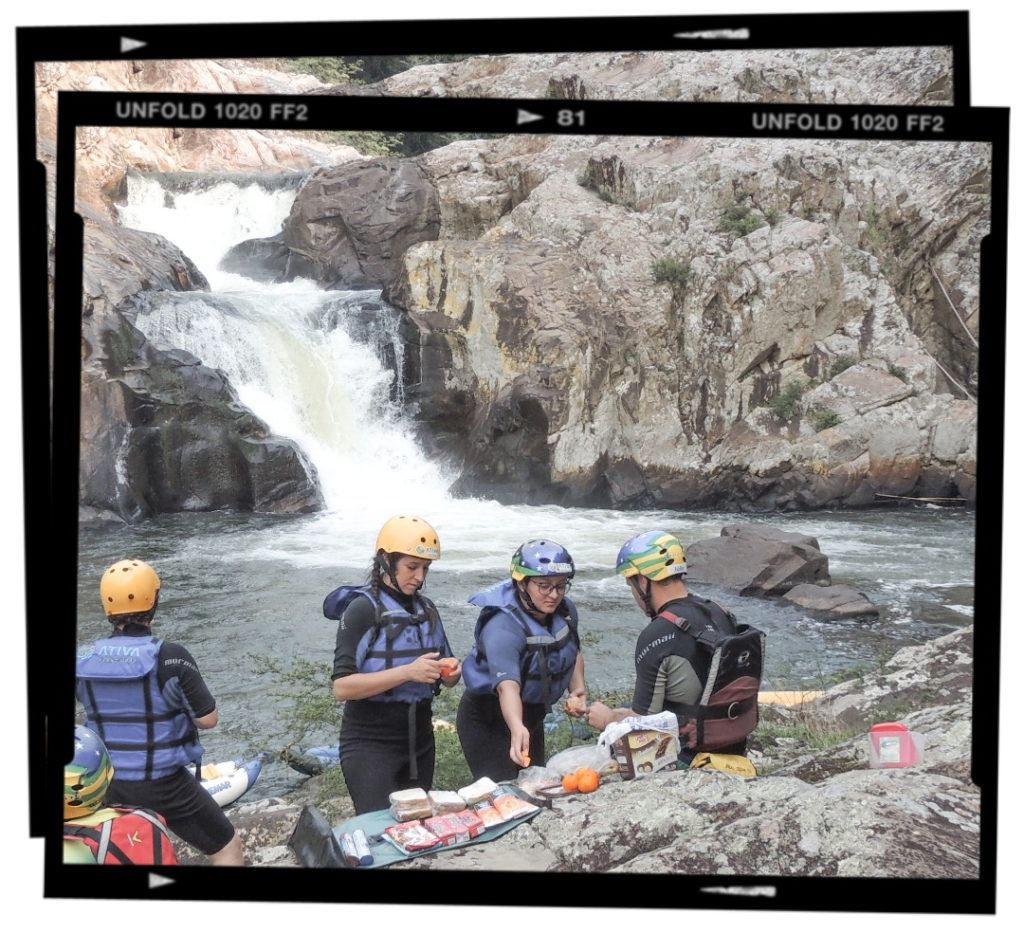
[17, 8, 973, 841]
[45, 88, 1006, 912]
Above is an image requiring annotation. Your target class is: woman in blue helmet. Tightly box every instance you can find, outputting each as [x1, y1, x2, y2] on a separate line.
[324, 515, 462, 814]
[457, 539, 588, 781]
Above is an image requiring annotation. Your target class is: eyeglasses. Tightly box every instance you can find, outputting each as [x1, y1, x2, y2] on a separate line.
[531, 580, 571, 595]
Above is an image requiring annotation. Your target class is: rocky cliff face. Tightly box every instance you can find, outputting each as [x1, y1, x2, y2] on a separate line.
[46, 51, 982, 518]
[37, 59, 359, 224]
[363, 47, 954, 107]
[377, 134, 984, 509]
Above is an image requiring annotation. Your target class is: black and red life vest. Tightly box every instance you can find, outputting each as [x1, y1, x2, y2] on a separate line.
[656, 597, 765, 752]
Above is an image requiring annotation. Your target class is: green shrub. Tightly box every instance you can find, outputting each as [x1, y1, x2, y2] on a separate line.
[719, 204, 767, 238]
[249, 654, 340, 746]
[809, 407, 841, 432]
[321, 129, 405, 157]
[652, 257, 692, 287]
[280, 57, 362, 85]
[829, 354, 858, 379]
[765, 382, 805, 420]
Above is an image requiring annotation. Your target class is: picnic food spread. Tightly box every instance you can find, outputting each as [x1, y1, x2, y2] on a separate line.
[382, 781, 540, 855]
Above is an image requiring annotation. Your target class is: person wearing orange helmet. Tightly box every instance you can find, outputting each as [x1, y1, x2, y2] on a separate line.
[323, 515, 461, 814]
[75, 559, 244, 865]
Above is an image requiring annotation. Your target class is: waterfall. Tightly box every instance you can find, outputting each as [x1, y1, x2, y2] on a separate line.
[117, 173, 452, 515]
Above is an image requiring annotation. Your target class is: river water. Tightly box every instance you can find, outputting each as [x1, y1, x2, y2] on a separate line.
[76, 174, 976, 798]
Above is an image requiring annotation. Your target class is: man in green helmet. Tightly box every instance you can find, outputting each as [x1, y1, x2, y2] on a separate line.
[587, 530, 752, 762]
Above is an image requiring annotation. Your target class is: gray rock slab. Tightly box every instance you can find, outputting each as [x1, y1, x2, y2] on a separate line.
[783, 583, 879, 618]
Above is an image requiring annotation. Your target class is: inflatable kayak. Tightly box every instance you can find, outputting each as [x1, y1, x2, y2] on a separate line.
[197, 757, 265, 807]
[758, 691, 824, 707]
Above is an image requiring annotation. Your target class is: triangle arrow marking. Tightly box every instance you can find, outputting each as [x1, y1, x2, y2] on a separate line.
[121, 37, 148, 54]
[516, 109, 544, 126]
[148, 872, 175, 889]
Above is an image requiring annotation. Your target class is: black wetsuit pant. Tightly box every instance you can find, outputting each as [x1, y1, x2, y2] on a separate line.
[107, 767, 235, 855]
[456, 691, 547, 783]
[339, 698, 435, 814]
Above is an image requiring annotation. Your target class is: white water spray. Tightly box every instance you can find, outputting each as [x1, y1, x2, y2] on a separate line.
[120, 173, 454, 516]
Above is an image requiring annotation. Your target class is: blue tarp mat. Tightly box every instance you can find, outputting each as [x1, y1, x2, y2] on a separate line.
[332, 790, 543, 869]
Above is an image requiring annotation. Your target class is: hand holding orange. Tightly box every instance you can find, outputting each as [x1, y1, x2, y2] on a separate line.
[439, 658, 458, 677]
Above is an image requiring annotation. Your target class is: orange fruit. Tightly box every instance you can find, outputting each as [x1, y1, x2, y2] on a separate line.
[576, 768, 600, 793]
[439, 658, 457, 676]
[522, 755, 531, 767]
[561, 772, 580, 793]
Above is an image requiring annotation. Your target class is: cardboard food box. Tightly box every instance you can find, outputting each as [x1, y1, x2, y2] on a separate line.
[447, 809, 485, 839]
[472, 800, 505, 828]
[423, 814, 462, 846]
[612, 728, 680, 780]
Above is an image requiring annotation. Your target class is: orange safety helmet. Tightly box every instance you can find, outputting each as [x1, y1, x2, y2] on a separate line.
[375, 515, 441, 561]
[99, 559, 161, 616]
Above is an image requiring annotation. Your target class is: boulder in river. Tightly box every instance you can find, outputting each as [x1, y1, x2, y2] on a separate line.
[782, 583, 880, 619]
[275, 158, 441, 289]
[685, 524, 831, 597]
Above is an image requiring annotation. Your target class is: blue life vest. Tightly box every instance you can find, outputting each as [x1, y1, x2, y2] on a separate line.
[75, 636, 204, 781]
[324, 585, 448, 704]
[461, 579, 580, 707]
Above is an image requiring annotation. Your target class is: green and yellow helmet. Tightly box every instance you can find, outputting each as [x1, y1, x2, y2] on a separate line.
[65, 725, 114, 820]
[615, 530, 687, 581]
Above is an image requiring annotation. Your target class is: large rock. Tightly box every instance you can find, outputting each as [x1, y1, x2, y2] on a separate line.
[781, 583, 879, 619]
[385, 133, 984, 510]
[685, 525, 831, 597]
[234, 158, 441, 290]
[80, 221, 323, 520]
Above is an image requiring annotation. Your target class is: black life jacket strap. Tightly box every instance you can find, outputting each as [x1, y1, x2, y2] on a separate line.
[407, 702, 418, 781]
[674, 696, 758, 721]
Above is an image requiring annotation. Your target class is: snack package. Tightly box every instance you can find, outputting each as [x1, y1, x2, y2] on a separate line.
[610, 728, 680, 780]
[491, 792, 539, 821]
[384, 820, 441, 854]
[472, 800, 505, 828]
[447, 809, 485, 839]
[423, 814, 461, 846]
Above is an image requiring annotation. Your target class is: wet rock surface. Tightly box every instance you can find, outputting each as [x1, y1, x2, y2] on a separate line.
[80, 221, 323, 521]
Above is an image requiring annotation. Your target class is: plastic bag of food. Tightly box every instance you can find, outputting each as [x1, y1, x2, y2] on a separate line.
[515, 765, 562, 797]
[545, 743, 614, 778]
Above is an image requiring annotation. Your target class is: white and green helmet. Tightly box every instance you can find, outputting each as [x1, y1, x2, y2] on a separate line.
[510, 540, 575, 581]
[615, 530, 687, 581]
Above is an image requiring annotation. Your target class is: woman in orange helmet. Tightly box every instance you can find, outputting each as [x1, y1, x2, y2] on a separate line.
[323, 516, 461, 813]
